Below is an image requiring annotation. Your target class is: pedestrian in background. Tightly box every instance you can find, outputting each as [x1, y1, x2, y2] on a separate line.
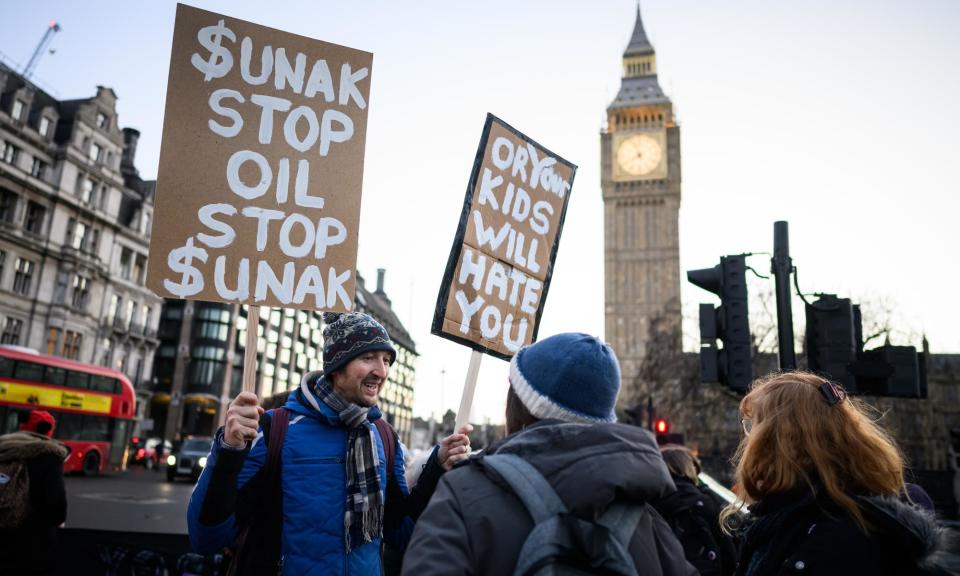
[0, 410, 69, 575]
[654, 445, 738, 576]
[403, 332, 696, 576]
[724, 371, 951, 575]
[188, 311, 472, 575]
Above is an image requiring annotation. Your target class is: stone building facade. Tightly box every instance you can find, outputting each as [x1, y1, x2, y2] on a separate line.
[600, 7, 682, 412]
[0, 62, 160, 429]
[152, 269, 417, 445]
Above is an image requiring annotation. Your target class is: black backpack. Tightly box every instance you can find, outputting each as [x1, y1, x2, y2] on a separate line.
[480, 453, 643, 576]
[664, 500, 724, 576]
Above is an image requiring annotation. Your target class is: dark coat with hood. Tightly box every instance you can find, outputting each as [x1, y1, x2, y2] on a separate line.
[737, 486, 954, 576]
[0, 431, 69, 575]
[402, 420, 698, 576]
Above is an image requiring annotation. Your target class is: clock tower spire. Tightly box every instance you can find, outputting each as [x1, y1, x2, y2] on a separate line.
[601, 4, 682, 412]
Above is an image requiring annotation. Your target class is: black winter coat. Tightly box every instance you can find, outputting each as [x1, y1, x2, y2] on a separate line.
[0, 432, 69, 576]
[737, 486, 953, 576]
[654, 477, 739, 576]
[402, 420, 697, 576]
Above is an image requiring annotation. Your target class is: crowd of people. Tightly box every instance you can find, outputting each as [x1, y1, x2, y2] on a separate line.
[1, 311, 957, 575]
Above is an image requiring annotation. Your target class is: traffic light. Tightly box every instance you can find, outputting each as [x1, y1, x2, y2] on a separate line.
[855, 345, 925, 398]
[687, 255, 752, 392]
[807, 294, 926, 398]
[805, 294, 858, 391]
[653, 417, 684, 445]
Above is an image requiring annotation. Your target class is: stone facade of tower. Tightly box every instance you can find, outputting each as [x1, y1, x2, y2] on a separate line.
[601, 7, 682, 410]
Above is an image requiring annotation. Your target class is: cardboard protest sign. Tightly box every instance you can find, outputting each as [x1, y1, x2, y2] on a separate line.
[146, 4, 372, 311]
[432, 114, 576, 359]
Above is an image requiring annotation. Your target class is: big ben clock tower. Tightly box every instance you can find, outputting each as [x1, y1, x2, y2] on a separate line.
[601, 6, 681, 404]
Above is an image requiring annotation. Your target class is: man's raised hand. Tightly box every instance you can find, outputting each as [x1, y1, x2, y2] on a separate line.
[223, 391, 264, 449]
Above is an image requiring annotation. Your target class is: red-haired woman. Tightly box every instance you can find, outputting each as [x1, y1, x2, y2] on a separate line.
[723, 372, 949, 575]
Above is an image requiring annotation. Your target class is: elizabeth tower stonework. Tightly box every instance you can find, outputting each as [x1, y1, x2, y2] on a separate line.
[601, 7, 682, 406]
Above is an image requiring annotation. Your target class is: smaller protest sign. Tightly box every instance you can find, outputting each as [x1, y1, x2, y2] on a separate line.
[432, 114, 576, 360]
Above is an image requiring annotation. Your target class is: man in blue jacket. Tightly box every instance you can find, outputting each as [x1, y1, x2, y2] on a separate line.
[188, 311, 471, 575]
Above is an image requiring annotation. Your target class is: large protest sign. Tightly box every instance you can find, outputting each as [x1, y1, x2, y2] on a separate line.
[433, 114, 576, 360]
[146, 4, 372, 312]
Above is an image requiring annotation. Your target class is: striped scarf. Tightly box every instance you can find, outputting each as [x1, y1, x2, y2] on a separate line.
[306, 374, 383, 553]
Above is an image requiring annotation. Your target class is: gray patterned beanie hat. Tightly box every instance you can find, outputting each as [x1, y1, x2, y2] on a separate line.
[322, 312, 397, 375]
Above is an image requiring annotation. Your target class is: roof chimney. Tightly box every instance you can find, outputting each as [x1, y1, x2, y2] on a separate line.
[376, 268, 386, 294]
[122, 127, 140, 169]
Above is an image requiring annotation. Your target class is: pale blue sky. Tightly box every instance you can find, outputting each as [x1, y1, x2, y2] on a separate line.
[4, 1, 958, 423]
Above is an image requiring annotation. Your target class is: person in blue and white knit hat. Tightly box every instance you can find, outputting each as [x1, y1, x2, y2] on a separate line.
[403, 332, 697, 576]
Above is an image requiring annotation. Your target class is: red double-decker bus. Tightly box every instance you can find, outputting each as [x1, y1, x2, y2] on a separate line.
[0, 346, 136, 474]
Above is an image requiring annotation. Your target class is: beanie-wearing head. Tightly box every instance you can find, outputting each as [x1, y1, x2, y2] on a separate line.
[20, 410, 56, 437]
[322, 312, 397, 375]
[508, 332, 621, 424]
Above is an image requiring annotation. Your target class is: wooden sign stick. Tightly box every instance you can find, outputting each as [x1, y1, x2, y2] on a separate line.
[242, 305, 261, 394]
[455, 350, 483, 432]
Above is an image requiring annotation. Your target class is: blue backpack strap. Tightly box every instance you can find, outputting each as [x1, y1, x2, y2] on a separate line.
[598, 502, 645, 550]
[479, 453, 567, 523]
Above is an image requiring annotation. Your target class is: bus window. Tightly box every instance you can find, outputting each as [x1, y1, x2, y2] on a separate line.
[0, 356, 13, 378]
[109, 419, 128, 465]
[13, 360, 44, 383]
[66, 371, 90, 390]
[45, 365, 68, 387]
[57, 412, 84, 440]
[90, 375, 118, 394]
[83, 415, 111, 442]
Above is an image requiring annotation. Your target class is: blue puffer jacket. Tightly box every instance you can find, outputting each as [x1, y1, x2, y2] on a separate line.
[188, 376, 441, 575]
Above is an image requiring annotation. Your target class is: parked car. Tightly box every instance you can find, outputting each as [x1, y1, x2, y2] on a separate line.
[130, 437, 173, 470]
[166, 437, 214, 482]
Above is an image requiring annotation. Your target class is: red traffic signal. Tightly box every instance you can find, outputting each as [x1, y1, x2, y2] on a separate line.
[655, 419, 669, 434]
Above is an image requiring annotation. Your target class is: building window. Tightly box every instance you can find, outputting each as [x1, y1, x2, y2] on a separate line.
[46, 327, 60, 355]
[12, 258, 35, 295]
[24, 201, 45, 234]
[196, 306, 230, 342]
[62, 331, 82, 360]
[124, 300, 135, 329]
[96, 112, 108, 129]
[99, 338, 114, 367]
[0, 189, 17, 223]
[11, 100, 25, 121]
[53, 270, 68, 304]
[89, 142, 102, 164]
[66, 219, 87, 250]
[120, 247, 132, 279]
[87, 229, 99, 255]
[0, 251, 5, 282]
[1, 318, 23, 345]
[133, 255, 145, 284]
[71, 275, 90, 309]
[30, 158, 47, 180]
[79, 177, 95, 204]
[107, 294, 121, 325]
[189, 346, 225, 388]
[38, 116, 51, 138]
[0, 141, 19, 165]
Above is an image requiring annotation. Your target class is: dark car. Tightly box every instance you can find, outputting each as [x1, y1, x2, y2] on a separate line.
[166, 437, 213, 482]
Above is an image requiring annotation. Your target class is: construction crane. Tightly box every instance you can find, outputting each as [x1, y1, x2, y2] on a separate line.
[23, 20, 61, 81]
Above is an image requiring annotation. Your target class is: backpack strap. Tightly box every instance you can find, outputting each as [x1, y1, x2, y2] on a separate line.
[373, 417, 396, 479]
[598, 501, 645, 550]
[480, 453, 567, 522]
[265, 407, 289, 476]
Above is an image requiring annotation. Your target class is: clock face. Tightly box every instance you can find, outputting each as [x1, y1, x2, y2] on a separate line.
[616, 134, 663, 177]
